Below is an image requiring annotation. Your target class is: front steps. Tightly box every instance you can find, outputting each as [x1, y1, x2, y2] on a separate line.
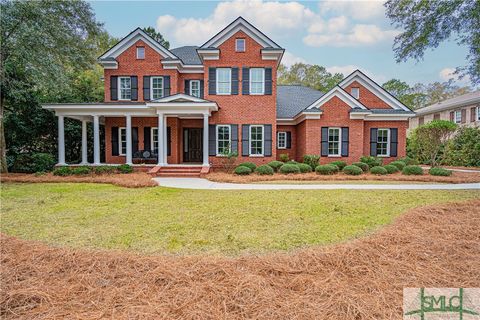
[149, 165, 208, 177]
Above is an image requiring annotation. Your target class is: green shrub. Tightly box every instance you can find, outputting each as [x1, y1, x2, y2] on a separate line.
[444, 127, 480, 167]
[94, 165, 117, 174]
[255, 164, 274, 175]
[383, 164, 399, 174]
[298, 163, 313, 173]
[370, 166, 388, 175]
[402, 165, 424, 175]
[234, 166, 252, 175]
[279, 163, 300, 174]
[31, 153, 56, 172]
[279, 154, 289, 162]
[286, 160, 298, 165]
[330, 160, 347, 170]
[390, 160, 406, 171]
[239, 162, 256, 171]
[117, 164, 133, 174]
[72, 166, 92, 175]
[53, 166, 73, 176]
[267, 160, 284, 172]
[11, 152, 56, 173]
[399, 156, 418, 166]
[429, 167, 452, 176]
[303, 154, 320, 170]
[315, 164, 338, 175]
[352, 162, 369, 172]
[343, 165, 363, 175]
[360, 156, 382, 168]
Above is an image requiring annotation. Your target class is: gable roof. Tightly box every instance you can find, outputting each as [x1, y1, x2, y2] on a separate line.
[276, 85, 324, 118]
[150, 93, 211, 103]
[415, 91, 480, 115]
[170, 46, 202, 65]
[306, 86, 368, 111]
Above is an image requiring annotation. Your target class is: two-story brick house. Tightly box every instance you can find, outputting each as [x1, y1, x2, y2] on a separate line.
[43, 17, 414, 175]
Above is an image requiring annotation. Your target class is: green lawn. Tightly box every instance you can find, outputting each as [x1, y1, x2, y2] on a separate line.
[1, 183, 479, 255]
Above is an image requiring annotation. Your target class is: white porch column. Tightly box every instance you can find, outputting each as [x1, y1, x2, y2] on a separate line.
[57, 115, 66, 165]
[125, 114, 133, 165]
[202, 113, 209, 166]
[163, 115, 168, 165]
[157, 113, 165, 165]
[80, 120, 88, 164]
[93, 115, 100, 165]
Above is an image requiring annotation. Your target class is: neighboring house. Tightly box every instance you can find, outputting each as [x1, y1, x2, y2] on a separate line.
[409, 91, 480, 131]
[43, 17, 414, 175]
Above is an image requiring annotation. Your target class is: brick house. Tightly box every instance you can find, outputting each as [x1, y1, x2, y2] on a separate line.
[43, 17, 415, 175]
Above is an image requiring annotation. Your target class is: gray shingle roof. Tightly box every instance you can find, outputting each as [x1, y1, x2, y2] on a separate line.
[349, 108, 415, 114]
[276, 85, 324, 118]
[170, 46, 202, 65]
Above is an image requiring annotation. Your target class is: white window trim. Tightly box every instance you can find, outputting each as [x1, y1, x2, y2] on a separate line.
[277, 131, 287, 149]
[216, 125, 231, 156]
[351, 87, 360, 99]
[249, 125, 264, 157]
[190, 80, 201, 98]
[376, 128, 390, 157]
[249, 68, 265, 95]
[476, 106, 480, 121]
[119, 127, 126, 156]
[454, 110, 462, 124]
[151, 127, 158, 153]
[118, 77, 131, 101]
[136, 47, 145, 59]
[327, 127, 342, 157]
[216, 68, 231, 95]
[235, 38, 245, 52]
[150, 76, 164, 100]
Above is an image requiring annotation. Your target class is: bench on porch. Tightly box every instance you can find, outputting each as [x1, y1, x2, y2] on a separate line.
[133, 150, 158, 162]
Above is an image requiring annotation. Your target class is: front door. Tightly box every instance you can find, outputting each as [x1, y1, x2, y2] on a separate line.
[183, 128, 203, 163]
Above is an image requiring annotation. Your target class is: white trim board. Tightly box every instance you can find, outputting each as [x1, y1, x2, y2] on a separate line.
[307, 86, 367, 110]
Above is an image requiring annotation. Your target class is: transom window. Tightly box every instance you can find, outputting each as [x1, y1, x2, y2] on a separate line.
[190, 80, 201, 98]
[376, 128, 390, 156]
[250, 125, 264, 156]
[119, 127, 127, 155]
[151, 77, 164, 100]
[351, 87, 360, 99]
[328, 128, 341, 156]
[250, 68, 265, 95]
[119, 77, 131, 100]
[277, 131, 286, 149]
[454, 110, 462, 123]
[136, 47, 145, 59]
[235, 38, 245, 52]
[216, 68, 231, 95]
[216, 125, 231, 155]
[151, 127, 158, 153]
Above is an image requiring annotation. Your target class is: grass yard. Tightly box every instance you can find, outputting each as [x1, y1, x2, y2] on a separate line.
[1, 183, 479, 255]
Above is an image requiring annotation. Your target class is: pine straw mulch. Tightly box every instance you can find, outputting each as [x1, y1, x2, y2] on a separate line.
[0, 172, 156, 188]
[1, 200, 480, 319]
[206, 170, 480, 184]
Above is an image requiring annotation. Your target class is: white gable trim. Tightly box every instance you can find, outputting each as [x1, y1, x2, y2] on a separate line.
[339, 70, 411, 111]
[150, 93, 208, 103]
[201, 17, 281, 49]
[306, 87, 367, 110]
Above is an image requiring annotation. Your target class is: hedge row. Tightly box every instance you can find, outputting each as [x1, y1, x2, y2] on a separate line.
[53, 164, 133, 176]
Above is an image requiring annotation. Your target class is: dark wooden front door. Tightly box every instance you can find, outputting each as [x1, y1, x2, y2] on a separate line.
[183, 128, 203, 163]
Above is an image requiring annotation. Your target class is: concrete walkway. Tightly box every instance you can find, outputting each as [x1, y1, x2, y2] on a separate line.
[153, 177, 480, 190]
[420, 166, 480, 173]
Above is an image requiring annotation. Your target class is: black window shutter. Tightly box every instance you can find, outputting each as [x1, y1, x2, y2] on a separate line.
[132, 127, 139, 152]
[208, 124, 216, 156]
[167, 127, 171, 156]
[110, 76, 118, 101]
[370, 128, 378, 156]
[131, 76, 138, 101]
[185, 80, 190, 95]
[111, 127, 119, 156]
[265, 68, 272, 95]
[200, 80, 205, 98]
[208, 68, 216, 95]
[341, 127, 349, 157]
[264, 124, 272, 156]
[143, 76, 150, 101]
[242, 67, 249, 95]
[231, 67, 239, 95]
[286, 132, 292, 149]
[321, 127, 328, 157]
[144, 127, 151, 151]
[390, 128, 398, 157]
[231, 124, 238, 154]
[242, 125, 250, 156]
[164, 76, 171, 96]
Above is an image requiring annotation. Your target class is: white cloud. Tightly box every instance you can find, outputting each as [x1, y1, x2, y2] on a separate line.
[439, 67, 471, 85]
[282, 52, 308, 67]
[319, 0, 386, 20]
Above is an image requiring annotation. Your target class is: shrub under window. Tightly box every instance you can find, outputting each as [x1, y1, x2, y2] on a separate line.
[234, 166, 252, 175]
[298, 163, 313, 173]
[53, 166, 73, 176]
[390, 160, 406, 171]
[315, 164, 338, 175]
[343, 165, 363, 175]
[303, 155, 320, 170]
[268, 160, 284, 172]
[383, 164, 399, 174]
[279, 163, 300, 174]
[370, 166, 388, 175]
[330, 160, 347, 170]
[360, 156, 382, 168]
[72, 166, 92, 175]
[117, 164, 133, 174]
[255, 164, 274, 175]
[352, 162, 369, 172]
[239, 162, 256, 171]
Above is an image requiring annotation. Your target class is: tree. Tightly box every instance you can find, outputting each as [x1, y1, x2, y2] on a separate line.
[382, 79, 424, 110]
[143, 26, 170, 49]
[385, 0, 480, 85]
[277, 63, 343, 92]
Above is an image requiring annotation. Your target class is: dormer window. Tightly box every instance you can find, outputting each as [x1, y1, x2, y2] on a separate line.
[136, 47, 145, 59]
[235, 38, 245, 52]
[351, 87, 360, 99]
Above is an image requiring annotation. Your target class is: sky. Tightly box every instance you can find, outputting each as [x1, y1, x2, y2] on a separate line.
[89, 0, 472, 87]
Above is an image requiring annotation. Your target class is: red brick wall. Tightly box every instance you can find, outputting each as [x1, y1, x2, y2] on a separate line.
[344, 81, 391, 109]
[363, 121, 407, 163]
[276, 125, 296, 161]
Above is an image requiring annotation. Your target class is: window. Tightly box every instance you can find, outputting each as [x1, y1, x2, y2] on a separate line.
[151, 77, 164, 100]
[328, 128, 341, 156]
[119, 127, 127, 155]
[434, 113, 440, 121]
[277, 131, 286, 149]
[418, 116, 424, 126]
[119, 77, 131, 100]
[235, 38, 245, 52]
[476, 106, 480, 121]
[454, 110, 462, 124]
[136, 47, 145, 59]
[376, 128, 390, 156]
[151, 127, 158, 153]
[216, 125, 231, 155]
[190, 80, 201, 98]
[250, 68, 265, 95]
[351, 87, 360, 99]
[250, 125, 264, 156]
[216, 68, 231, 94]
